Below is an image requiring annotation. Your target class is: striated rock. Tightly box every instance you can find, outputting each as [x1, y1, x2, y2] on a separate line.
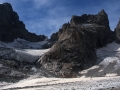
[37, 10, 115, 78]
[39, 27, 97, 77]
[50, 23, 69, 42]
[45, 23, 70, 49]
[0, 3, 47, 42]
[115, 19, 120, 43]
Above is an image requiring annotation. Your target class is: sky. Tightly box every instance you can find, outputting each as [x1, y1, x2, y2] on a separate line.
[0, 0, 120, 37]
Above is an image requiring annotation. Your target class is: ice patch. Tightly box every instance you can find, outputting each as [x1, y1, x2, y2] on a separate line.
[105, 73, 118, 77]
[31, 66, 37, 72]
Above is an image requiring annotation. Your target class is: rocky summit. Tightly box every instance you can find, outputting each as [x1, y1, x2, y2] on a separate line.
[0, 3, 47, 42]
[37, 9, 115, 78]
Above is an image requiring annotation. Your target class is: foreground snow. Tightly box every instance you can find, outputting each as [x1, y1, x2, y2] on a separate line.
[0, 76, 120, 90]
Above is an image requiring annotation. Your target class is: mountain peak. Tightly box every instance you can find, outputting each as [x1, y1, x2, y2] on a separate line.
[69, 9, 109, 27]
[98, 9, 107, 15]
[116, 18, 120, 30]
[118, 18, 120, 25]
[0, 2, 47, 42]
[0, 2, 13, 10]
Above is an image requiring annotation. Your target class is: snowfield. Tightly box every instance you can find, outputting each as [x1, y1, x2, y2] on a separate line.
[14, 49, 49, 62]
[0, 47, 49, 63]
[79, 42, 120, 77]
[0, 76, 120, 90]
[0, 38, 47, 49]
[0, 40, 120, 90]
[0, 38, 49, 63]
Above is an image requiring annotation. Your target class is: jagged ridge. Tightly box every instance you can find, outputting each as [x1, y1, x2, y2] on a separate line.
[0, 3, 47, 42]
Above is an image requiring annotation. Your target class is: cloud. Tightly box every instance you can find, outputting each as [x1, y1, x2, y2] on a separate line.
[33, 0, 54, 9]
[23, 0, 72, 37]
[25, 16, 70, 37]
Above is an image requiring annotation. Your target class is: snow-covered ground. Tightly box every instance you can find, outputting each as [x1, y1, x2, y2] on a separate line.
[0, 76, 120, 90]
[79, 42, 120, 77]
[0, 39, 50, 84]
[0, 38, 47, 49]
[0, 41, 120, 90]
[14, 49, 49, 62]
[0, 38, 49, 63]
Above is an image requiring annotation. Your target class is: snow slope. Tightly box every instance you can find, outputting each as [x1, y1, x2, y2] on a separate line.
[14, 49, 49, 62]
[0, 38, 47, 49]
[0, 47, 49, 63]
[0, 42, 120, 89]
[0, 39, 50, 82]
[0, 42, 120, 90]
[0, 38, 49, 63]
[79, 42, 120, 77]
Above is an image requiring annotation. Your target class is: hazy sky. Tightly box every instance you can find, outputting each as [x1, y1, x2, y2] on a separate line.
[0, 0, 120, 37]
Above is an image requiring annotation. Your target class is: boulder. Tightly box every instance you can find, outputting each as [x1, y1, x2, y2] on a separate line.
[37, 10, 115, 78]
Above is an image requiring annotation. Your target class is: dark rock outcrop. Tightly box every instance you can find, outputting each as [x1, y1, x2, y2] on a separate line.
[0, 3, 47, 42]
[0, 47, 53, 82]
[37, 10, 115, 78]
[50, 24, 69, 42]
[43, 24, 70, 49]
[49, 10, 114, 48]
[115, 19, 120, 43]
[70, 10, 109, 27]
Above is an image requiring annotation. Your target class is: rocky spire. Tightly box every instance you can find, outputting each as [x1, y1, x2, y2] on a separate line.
[116, 18, 120, 28]
[98, 9, 107, 15]
[115, 18, 120, 43]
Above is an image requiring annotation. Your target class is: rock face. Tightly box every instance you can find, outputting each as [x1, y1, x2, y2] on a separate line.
[50, 25, 66, 42]
[37, 10, 115, 77]
[115, 20, 120, 43]
[0, 3, 47, 42]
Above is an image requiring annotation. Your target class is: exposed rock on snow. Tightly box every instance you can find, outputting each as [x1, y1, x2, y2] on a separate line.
[0, 38, 50, 82]
[0, 42, 120, 90]
[0, 47, 50, 82]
